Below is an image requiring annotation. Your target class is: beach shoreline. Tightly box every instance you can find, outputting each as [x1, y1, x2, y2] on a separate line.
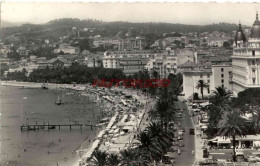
[0, 81, 106, 166]
[1, 80, 149, 166]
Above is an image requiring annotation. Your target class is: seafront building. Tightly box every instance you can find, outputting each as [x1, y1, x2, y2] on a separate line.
[182, 62, 232, 99]
[231, 13, 260, 96]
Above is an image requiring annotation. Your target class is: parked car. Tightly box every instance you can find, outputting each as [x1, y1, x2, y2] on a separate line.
[247, 156, 258, 162]
[177, 136, 183, 140]
[179, 140, 185, 147]
[254, 154, 260, 162]
[176, 113, 182, 118]
[236, 154, 247, 162]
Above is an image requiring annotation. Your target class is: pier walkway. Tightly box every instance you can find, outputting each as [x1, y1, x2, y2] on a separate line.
[20, 123, 97, 131]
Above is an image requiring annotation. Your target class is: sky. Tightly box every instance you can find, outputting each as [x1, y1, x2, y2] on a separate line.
[2, 2, 260, 26]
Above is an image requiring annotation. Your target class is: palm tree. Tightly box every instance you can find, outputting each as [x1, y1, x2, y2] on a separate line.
[148, 98, 175, 130]
[93, 150, 107, 166]
[107, 154, 120, 166]
[212, 86, 232, 103]
[207, 86, 232, 134]
[120, 148, 146, 166]
[146, 122, 173, 159]
[218, 109, 247, 162]
[137, 131, 162, 165]
[251, 108, 260, 134]
[196, 80, 209, 99]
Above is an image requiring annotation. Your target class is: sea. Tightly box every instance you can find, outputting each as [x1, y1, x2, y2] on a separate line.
[0, 85, 102, 166]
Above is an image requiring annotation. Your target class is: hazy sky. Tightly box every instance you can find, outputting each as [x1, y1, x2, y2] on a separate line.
[2, 2, 260, 25]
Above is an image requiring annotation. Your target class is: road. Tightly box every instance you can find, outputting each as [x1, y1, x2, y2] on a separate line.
[168, 100, 195, 166]
[138, 98, 195, 166]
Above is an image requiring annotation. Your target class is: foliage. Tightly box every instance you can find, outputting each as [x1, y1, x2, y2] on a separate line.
[7, 51, 21, 61]
[217, 109, 247, 161]
[207, 86, 232, 135]
[4, 63, 125, 84]
[93, 150, 107, 166]
[107, 154, 120, 166]
[231, 88, 260, 108]
[196, 80, 209, 99]
[193, 93, 199, 100]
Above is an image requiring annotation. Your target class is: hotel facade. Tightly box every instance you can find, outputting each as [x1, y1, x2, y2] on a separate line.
[232, 13, 260, 96]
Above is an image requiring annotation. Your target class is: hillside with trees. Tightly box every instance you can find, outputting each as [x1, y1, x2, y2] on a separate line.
[1, 18, 249, 42]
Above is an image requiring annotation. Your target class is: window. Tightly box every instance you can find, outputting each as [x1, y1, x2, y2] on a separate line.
[221, 68, 224, 72]
[253, 50, 255, 56]
[252, 60, 255, 65]
[221, 74, 224, 78]
[221, 79, 224, 83]
[207, 80, 210, 83]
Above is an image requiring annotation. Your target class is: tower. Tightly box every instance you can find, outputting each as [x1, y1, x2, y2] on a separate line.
[232, 13, 260, 96]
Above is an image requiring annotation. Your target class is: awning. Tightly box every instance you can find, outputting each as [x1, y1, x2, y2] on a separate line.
[123, 126, 134, 131]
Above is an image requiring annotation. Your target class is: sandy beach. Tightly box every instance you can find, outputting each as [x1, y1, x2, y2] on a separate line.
[1, 81, 149, 166]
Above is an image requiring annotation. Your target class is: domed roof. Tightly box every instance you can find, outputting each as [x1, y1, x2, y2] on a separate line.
[251, 13, 260, 38]
[235, 22, 246, 44]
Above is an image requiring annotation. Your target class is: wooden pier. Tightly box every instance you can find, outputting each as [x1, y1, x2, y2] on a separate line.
[20, 123, 96, 131]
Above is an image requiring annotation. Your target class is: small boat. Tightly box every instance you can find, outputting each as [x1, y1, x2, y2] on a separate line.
[28, 126, 36, 130]
[41, 83, 48, 89]
[55, 96, 62, 105]
[48, 125, 56, 129]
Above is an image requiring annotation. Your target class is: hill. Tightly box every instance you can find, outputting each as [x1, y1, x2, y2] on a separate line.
[2, 20, 29, 28]
[1, 18, 250, 44]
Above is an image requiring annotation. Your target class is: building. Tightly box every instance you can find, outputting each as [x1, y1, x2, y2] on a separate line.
[182, 62, 232, 99]
[93, 38, 120, 48]
[85, 54, 103, 67]
[118, 37, 146, 51]
[102, 50, 153, 69]
[119, 58, 148, 76]
[54, 44, 80, 54]
[232, 13, 260, 96]
[207, 36, 230, 47]
[17, 46, 30, 56]
[177, 49, 197, 65]
[150, 54, 178, 78]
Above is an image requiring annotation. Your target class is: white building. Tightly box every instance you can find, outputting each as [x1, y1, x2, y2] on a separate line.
[182, 63, 232, 99]
[232, 14, 260, 96]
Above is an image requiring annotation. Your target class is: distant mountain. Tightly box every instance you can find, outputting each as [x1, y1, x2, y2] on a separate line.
[2, 20, 29, 27]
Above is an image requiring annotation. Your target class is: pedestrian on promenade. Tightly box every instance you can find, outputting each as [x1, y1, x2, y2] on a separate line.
[192, 150, 195, 156]
[178, 149, 181, 155]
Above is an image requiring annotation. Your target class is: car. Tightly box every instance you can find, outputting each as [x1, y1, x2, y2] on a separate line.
[254, 154, 260, 161]
[179, 140, 185, 147]
[179, 128, 185, 132]
[173, 126, 178, 131]
[236, 154, 247, 162]
[247, 156, 258, 162]
[177, 136, 183, 140]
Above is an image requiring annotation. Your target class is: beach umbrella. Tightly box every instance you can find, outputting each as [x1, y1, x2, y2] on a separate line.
[112, 126, 116, 129]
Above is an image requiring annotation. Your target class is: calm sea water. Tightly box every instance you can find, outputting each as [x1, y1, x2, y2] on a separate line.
[0, 85, 101, 166]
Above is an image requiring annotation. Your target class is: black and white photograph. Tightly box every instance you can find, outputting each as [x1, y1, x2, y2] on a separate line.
[1, 2, 260, 166]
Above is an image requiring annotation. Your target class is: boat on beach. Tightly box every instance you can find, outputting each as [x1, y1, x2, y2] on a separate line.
[41, 83, 48, 89]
